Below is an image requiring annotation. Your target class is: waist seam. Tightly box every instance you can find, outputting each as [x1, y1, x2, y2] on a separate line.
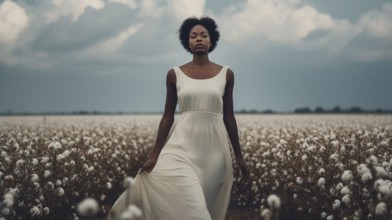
[181, 111, 222, 116]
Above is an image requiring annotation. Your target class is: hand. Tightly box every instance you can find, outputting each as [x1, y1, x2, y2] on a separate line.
[138, 157, 158, 174]
[237, 158, 250, 184]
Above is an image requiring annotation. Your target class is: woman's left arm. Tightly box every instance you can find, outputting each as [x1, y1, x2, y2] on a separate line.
[223, 69, 250, 181]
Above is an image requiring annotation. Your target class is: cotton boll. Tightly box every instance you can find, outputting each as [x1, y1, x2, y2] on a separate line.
[16, 159, 25, 167]
[374, 179, 386, 191]
[367, 155, 378, 167]
[378, 185, 391, 200]
[318, 178, 326, 187]
[123, 177, 136, 189]
[32, 158, 39, 166]
[57, 154, 65, 161]
[342, 195, 350, 206]
[120, 204, 143, 220]
[318, 168, 326, 175]
[361, 173, 372, 183]
[43, 170, 51, 178]
[43, 207, 50, 215]
[332, 200, 341, 210]
[30, 206, 41, 216]
[56, 188, 64, 197]
[330, 154, 339, 163]
[49, 141, 62, 150]
[31, 174, 39, 182]
[3, 193, 14, 208]
[62, 150, 70, 157]
[106, 182, 112, 189]
[267, 194, 281, 209]
[327, 215, 334, 220]
[1, 208, 10, 216]
[357, 164, 371, 176]
[296, 177, 303, 185]
[260, 208, 272, 220]
[341, 170, 354, 182]
[321, 212, 327, 218]
[340, 186, 351, 195]
[77, 198, 100, 217]
[40, 156, 49, 163]
[375, 166, 388, 178]
[375, 202, 387, 215]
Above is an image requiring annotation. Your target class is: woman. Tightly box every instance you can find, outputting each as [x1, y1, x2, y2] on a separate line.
[109, 16, 249, 220]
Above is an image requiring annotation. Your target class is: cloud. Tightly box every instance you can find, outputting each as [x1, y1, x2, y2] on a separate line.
[358, 3, 392, 39]
[215, 0, 392, 61]
[33, 3, 135, 53]
[167, 0, 206, 21]
[44, 0, 105, 24]
[0, 0, 29, 45]
[108, 0, 137, 9]
[1, 0, 392, 71]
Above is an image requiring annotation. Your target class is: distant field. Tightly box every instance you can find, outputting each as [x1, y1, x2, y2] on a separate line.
[1, 114, 391, 219]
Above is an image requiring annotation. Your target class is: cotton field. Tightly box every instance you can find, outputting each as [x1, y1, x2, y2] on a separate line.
[0, 114, 391, 220]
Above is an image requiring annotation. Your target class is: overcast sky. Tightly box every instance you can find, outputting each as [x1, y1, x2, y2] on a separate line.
[1, 0, 391, 113]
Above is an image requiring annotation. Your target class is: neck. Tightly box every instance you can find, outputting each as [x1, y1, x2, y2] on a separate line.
[191, 54, 210, 66]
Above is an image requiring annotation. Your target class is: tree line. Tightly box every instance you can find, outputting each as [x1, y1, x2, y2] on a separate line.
[2, 106, 392, 116]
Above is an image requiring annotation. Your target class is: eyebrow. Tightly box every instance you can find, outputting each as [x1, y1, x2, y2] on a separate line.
[190, 31, 208, 34]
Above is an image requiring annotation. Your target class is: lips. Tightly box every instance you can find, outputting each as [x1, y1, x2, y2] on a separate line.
[195, 44, 204, 48]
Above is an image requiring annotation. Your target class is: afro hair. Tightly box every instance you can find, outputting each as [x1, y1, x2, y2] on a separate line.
[178, 16, 220, 54]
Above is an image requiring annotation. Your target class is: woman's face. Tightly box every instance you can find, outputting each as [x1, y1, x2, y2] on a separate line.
[189, 24, 211, 55]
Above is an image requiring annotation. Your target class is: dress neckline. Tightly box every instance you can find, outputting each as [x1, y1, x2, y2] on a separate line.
[178, 66, 225, 81]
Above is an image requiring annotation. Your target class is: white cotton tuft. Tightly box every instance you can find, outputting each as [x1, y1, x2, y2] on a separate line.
[321, 212, 327, 218]
[342, 195, 350, 206]
[77, 198, 100, 217]
[123, 177, 136, 188]
[43, 207, 50, 215]
[318, 178, 326, 187]
[341, 170, 353, 182]
[375, 166, 388, 178]
[340, 186, 351, 195]
[3, 193, 14, 208]
[357, 164, 371, 176]
[367, 155, 378, 166]
[296, 177, 303, 185]
[30, 206, 41, 216]
[31, 174, 39, 182]
[260, 208, 272, 220]
[361, 172, 372, 183]
[267, 194, 281, 209]
[332, 200, 341, 210]
[44, 170, 51, 178]
[32, 158, 39, 165]
[56, 188, 64, 197]
[378, 185, 391, 200]
[106, 182, 112, 189]
[49, 141, 62, 150]
[120, 204, 143, 220]
[375, 202, 387, 215]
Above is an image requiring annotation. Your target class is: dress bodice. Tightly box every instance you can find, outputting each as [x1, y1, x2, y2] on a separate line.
[173, 66, 228, 115]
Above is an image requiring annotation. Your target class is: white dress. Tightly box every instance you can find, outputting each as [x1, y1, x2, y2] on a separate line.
[109, 65, 233, 220]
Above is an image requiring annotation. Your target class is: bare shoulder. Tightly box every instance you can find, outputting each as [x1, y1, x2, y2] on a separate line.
[166, 68, 176, 85]
[226, 68, 234, 83]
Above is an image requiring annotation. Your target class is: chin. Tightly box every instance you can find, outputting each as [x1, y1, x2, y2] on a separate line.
[193, 50, 208, 55]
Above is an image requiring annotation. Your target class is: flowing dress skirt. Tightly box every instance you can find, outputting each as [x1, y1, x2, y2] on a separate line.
[109, 111, 233, 220]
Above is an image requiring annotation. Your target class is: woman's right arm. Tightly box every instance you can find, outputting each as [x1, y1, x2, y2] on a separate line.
[138, 69, 177, 173]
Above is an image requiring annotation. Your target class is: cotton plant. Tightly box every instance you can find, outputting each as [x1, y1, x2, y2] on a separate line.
[1, 115, 392, 219]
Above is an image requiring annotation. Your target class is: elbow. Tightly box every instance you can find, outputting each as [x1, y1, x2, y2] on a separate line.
[223, 113, 235, 124]
[161, 114, 174, 125]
